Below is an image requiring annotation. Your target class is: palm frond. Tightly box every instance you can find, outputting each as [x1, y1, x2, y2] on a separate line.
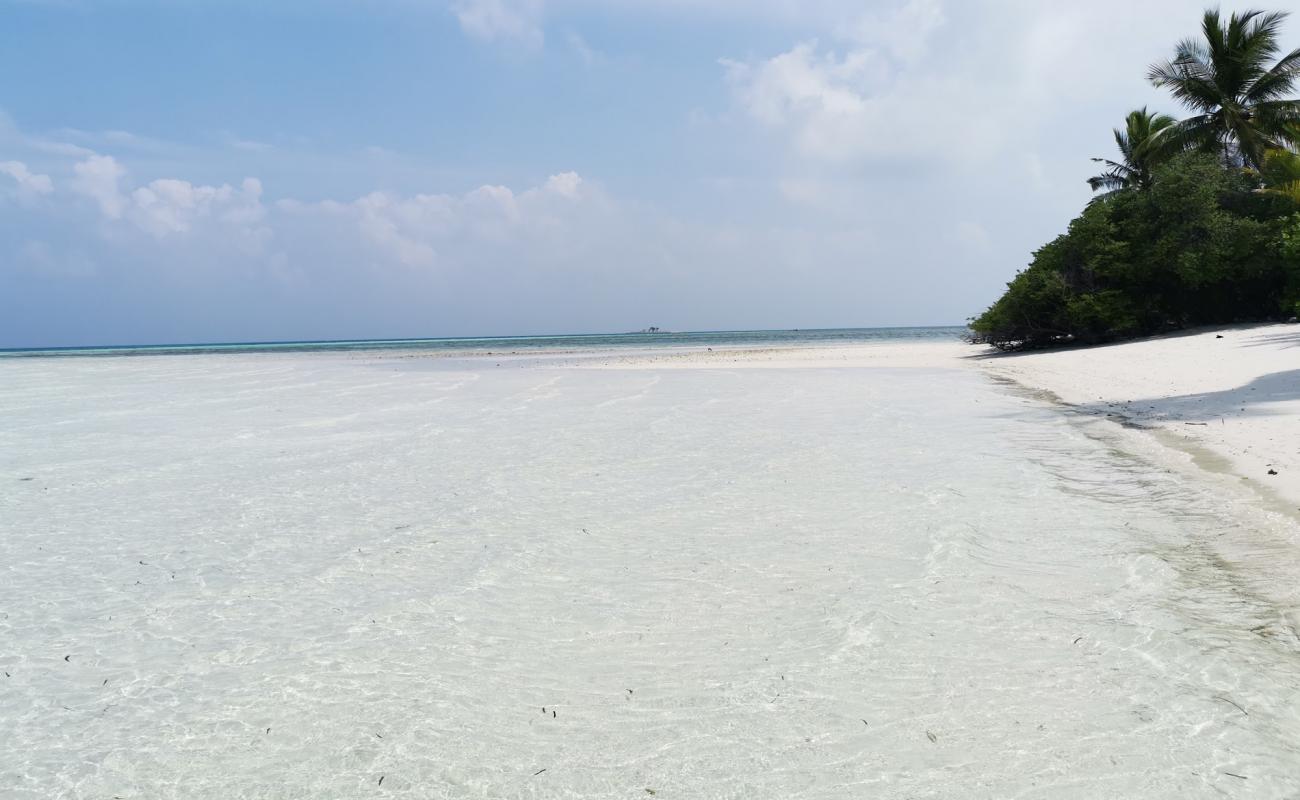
[1245, 47, 1300, 101]
[1257, 147, 1300, 202]
[1165, 114, 1225, 155]
[1133, 115, 1185, 163]
[1149, 9, 1299, 169]
[1087, 166, 1132, 194]
[1088, 108, 1183, 194]
[1148, 58, 1222, 112]
[1236, 11, 1288, 89]
[1201, 9, 1229, 68]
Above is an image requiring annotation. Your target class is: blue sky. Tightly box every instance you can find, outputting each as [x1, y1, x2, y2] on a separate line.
[0, 0, 1245, 346]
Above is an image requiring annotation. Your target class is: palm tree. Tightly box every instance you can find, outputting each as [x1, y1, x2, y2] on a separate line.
[1257, 147, 1300, 201]
[1088, 108, 1179, 197]
[1148, 8, 1300, 169]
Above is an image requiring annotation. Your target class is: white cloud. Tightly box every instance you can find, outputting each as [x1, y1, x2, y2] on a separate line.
[723, 40, 996, 164]
[0, 160, 54, 197]
[70, 154, 268, 243]
[544, 171, 582, 199]
[719, 0, 1199, 166]
[290, 171, 591, 267]
[130, 177, 266, 238]
[71, 154, 128, 218]
[453, 0, 544, 47]
[836, 0, 944, 62]
[719, 0, 974, 163]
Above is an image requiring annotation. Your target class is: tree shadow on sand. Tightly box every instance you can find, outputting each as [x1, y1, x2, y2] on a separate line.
[1075, 369, 1300, 421]
[1241, 330, 1300, 349]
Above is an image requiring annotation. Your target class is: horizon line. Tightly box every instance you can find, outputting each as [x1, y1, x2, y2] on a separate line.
[0, 323, 970, 355]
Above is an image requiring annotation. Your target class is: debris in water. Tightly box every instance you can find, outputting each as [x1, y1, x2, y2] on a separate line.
[926, 730, 937, 743]
[1214, 696, 1249, 717]
[533, 768, 547, 776]
[378, 775, 384, 786]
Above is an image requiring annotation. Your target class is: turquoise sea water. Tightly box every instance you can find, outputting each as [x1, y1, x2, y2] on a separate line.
[0, 326, 967, 358]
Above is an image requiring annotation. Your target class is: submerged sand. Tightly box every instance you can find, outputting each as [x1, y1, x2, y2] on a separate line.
[1, 330, 1298, 798]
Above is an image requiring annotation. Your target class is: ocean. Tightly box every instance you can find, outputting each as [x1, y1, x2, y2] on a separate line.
[0, 325, 967, 358]
[2, 338, 1297, 797]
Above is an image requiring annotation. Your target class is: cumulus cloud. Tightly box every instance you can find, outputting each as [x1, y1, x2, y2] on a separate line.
[71, 154, 128, 218]
[544, 171, 583, 199]
[719, 0, 1202, 166]
[69, 154, 267, 241]
[285, 171, 591, 268]
[130, 177, 265, 237]
[0, 160, 54, 198]
[719, 0, 984, 164]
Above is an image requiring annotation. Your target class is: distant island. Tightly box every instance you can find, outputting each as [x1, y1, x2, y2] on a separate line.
[636, 327, 668, 334]
[970, 8, 1300, 351]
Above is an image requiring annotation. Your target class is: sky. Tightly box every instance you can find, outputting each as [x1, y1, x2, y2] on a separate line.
[0, 0, 1261, 347]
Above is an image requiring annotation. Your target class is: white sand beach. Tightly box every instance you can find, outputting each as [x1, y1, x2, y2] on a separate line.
[977, 324, 1300, 516]
[2, 330, 1299, 798]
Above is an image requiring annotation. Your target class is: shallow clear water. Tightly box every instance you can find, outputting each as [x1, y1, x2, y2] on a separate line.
[0, 326, 967, 359]
[1, 352, 1298, 798]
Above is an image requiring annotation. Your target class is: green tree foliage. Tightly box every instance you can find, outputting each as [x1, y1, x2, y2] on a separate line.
[1088, 108, 1179, 197]
[1148, 9, 1300, 168]
[1258, 147, 1300, 201]
[971, 154, 1297, 349]
[972, 8, 1300, 350]
[1282, 212, 1300, 316]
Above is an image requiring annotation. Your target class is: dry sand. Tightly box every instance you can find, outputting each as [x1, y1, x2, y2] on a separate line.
[975, 323, 1300, 516]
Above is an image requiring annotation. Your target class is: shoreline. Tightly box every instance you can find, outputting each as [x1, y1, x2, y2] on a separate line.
[7, 324, 1295, 521]
[537, 324, 1299, 521]
[974, 323, 1300, 519]
[473, 323, 1298, 526]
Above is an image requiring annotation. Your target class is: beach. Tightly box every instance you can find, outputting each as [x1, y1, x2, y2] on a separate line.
[2, 328, 1299, 798]
[979, 324, 1300, 516]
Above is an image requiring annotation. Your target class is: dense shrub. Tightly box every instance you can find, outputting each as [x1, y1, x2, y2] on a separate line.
[970, 154, 1300, 350]
[1283, 214, 1300, 318]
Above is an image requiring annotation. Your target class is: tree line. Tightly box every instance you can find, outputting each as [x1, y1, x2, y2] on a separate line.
[970, 8, 1300, 350]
